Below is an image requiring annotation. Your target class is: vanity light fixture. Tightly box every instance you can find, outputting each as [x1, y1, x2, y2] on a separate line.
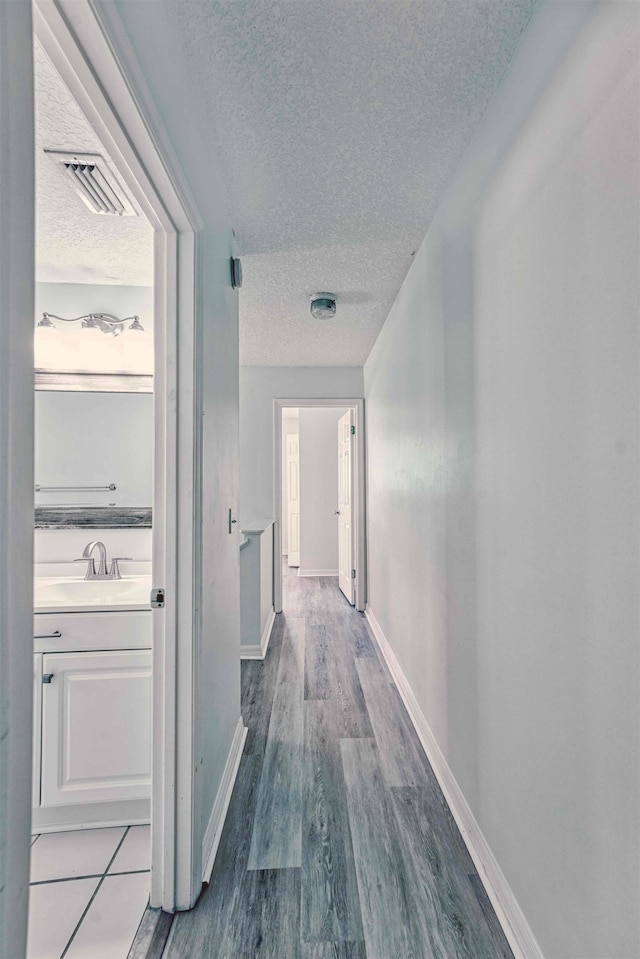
[38, 312, 146, 335]
[35, 313, 153, 375]
[310, 293, 337, 319]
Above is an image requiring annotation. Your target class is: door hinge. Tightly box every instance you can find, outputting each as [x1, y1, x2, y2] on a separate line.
[42, 673, 54, 684]
[151, 588, 165, 608]
[350, 425, 356, 435]
[351, 569, 356, 579]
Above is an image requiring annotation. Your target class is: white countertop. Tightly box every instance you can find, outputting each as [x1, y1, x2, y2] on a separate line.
[34, 563, 152, 614]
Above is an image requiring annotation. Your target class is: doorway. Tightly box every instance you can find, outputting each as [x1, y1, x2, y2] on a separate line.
[274, 399, 366, 614]
[29, 32, 155, 958]
[32, 0, 204, 920]
[2, 3, 216, 954]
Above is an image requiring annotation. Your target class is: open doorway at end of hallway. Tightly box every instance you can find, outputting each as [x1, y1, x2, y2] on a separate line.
[277, 400, 365, 614]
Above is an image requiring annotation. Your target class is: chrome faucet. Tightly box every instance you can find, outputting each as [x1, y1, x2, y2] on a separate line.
[75, 541, 131, 580]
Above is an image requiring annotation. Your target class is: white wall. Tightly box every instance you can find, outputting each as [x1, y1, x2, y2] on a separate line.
[240, 526, 273, 650]
[299, 407, 345, 574]
[35, 391, 153, 507]
[364, 4, 639, 957]
[240, 366, 363, 528]
[281, 409, 299, 554]
[34, 528, 152, 564]
[259, 526, 273, 636]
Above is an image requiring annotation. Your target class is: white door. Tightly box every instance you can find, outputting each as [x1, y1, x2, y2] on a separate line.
[287, 433, 300, 567]
[41, 649, 152, 807]
[338, 410, 355, 604]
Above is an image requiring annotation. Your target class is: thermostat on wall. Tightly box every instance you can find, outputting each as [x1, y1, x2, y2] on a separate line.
[230, 257, 243, 289]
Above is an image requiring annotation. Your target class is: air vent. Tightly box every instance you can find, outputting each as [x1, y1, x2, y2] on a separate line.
[44, 150, 137, 217]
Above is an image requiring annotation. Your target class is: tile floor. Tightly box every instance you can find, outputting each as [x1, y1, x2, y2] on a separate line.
[27, 825, 150, 959]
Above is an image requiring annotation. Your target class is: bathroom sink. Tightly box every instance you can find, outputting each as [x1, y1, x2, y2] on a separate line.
[34, 575, 152, 611]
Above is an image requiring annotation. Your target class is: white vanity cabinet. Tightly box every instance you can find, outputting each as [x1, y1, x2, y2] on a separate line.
[41, 649, 152, 807]
[32, 610, 152, 828]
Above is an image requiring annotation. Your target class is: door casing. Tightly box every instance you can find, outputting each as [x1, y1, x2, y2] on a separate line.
[33, 0, 205, 912]
[273, 398, 366, 613]
[337, 408, 356, 604]
[285, 432, 300, 567]
[0, 6, 35, 955]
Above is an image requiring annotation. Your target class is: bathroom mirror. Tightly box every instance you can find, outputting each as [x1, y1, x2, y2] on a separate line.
[34, 389, 153, 529]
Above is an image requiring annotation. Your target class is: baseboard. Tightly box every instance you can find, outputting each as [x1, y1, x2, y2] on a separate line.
[364, 607, 544, 959]
[240, 607, 276, 661]
[297, 568, 339, 577]
[260, 607, 276, 656]
[127, 904, 174, 959]
[240, 644, 262, 659]
[201, 718, 248, 884]
[32, 798, 150, 834]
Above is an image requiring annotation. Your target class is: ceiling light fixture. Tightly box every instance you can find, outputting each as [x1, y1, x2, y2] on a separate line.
[310, 293, 337, 320]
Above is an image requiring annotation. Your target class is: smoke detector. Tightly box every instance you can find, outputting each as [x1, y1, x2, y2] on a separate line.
[310, 293, 336, 320]
[45, 150, 137, 216]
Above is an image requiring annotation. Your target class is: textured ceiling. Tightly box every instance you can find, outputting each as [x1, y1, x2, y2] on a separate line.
[34, 41, 153, 286]
[240, 237, 420, 367]
[173, 0, 536, 365]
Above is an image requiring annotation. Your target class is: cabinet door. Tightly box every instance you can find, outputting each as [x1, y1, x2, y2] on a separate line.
[33, 654, 42, 807]
[41, 650, 151, 807]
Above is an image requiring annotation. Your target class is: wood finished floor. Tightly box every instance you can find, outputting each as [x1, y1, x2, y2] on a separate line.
[165, 566, 513, 959]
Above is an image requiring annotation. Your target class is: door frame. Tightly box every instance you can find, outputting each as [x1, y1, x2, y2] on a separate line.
[284, 429, 301, 568]
[34, 0, 204, 911]
[337, 408, 356, 604]
[273, 398, 366, 613]
[0, 5, 36, 955]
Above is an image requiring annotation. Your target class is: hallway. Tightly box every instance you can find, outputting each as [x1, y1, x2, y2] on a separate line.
[165, 567, 513, 958]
